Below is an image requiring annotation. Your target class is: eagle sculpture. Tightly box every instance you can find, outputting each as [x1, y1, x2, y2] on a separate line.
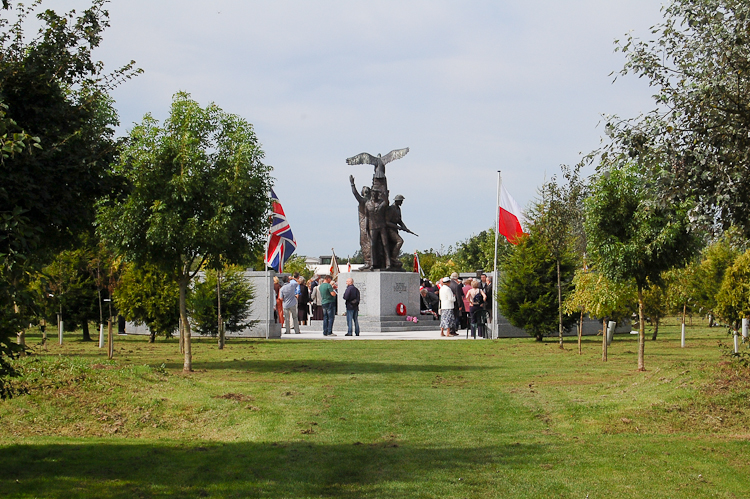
[346, 148, 409, 179]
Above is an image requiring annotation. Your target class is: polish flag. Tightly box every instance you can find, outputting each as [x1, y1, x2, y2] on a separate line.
[498, 184, 527, 245]
[413, 251, 425, 277]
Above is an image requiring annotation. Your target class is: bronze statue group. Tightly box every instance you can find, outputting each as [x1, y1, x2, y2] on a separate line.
[347, 148, 417, 270]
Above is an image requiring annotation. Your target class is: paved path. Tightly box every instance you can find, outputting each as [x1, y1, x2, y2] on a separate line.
[279, 323, 490, 340]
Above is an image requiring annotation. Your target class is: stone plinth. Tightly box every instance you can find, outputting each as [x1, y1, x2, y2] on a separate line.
[334, 271, 432, 332]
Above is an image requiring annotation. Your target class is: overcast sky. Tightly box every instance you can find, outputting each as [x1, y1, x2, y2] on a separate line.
[40, 1, 664, 259]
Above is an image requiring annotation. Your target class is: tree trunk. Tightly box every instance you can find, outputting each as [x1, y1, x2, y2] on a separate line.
[578, 310, 583, 355]
[557, 259, 563, 349]
[651, 318, 659, 341]
[683, 303, 687, 329]
[637, 286, 645, 371]
[180, 277, 193, 372]
[218, 269, 224, 350]
[82, 320, 92, 342]
[602, 317, 607, 362]
[149, 331, 156, 343]
[179, 316, 184, 353]
[14, 302, 25, 347]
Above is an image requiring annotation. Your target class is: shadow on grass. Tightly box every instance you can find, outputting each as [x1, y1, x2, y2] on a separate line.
[0, 440, 543, 498]
[161, 359, 492, 374]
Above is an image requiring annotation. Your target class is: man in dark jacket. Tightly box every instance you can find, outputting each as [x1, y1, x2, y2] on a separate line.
[343, 278, 361, 336]
[420, 288, 439, 319]
[449, 272, 465, 335]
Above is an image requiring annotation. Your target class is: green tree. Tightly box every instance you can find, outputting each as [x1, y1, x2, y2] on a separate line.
[0, 1, 139, 253]
[663, 262, 701, 335]
[97, 92, 272, 371]
[413, 249, 446, 282]
[642, 278, 668, 342]
[607, 0, 750, 237]
[114, 263, 179, 343]
[30, 245, 99, 342]
[283, 254, 313, 280]
[695, 236, 740, 325]
[714, 249, 750, 330]
[428, 259, 459, 285]
[585, 163, 699, 371]
[564, 268, 636, 357]
[189, 265, 255, 338]
[453, 229, 512, 274]
[497, 234, 576, 341]
[528, 165, 586, 348]
[0, 0, 138, 391]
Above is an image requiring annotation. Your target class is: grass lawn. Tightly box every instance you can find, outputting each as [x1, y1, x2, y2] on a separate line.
[1, 320, 749, 498]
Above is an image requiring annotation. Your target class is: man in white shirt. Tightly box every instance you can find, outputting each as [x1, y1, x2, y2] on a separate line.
[279, 276, 300, 334]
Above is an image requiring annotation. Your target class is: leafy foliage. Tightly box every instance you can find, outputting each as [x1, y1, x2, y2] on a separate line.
[97, 92, 272, 370]
[528, 165, 586, 346]
[114, 263, 179, 342]
[714, 249, 750, 327]
[497, 235, 576, 341]
[189, 266, 255, 337]
[585, 163, 700, 369]
[606, 0, 750, 237]
[0, 0, 139, 253]
[29, 245, 99, 339]
[0, 0, 138, 391]
[427, 260, 459, 285]
[694, 236, 741, 319]
[564, 268, 636, 323]
[453, 229, 498, 273]
[283, 254, 313, 280]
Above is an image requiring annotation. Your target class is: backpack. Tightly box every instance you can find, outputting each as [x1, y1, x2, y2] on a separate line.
[472, 290, 484, 306]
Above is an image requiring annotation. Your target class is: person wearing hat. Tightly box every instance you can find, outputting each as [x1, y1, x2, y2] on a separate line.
[385, 194, 415, 270]
[439, 277, 458, 336]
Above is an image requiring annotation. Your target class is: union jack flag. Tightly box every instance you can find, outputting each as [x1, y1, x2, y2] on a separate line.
[265, 189, 296, 272]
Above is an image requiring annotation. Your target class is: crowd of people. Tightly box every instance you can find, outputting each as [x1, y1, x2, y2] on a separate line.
[420, 273, 493, 339]
[273, 273, 362, 337]
[273, 271, 491, 339]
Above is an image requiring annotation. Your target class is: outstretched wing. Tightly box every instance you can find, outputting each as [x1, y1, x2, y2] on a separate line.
[346, 152, 379, 166]
[381, 147, 409, 165]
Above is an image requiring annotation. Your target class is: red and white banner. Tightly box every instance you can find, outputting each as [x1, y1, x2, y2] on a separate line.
[329, 248, 340, 280]
[413, 251, 424, 277]
[498, 184, 527, 245]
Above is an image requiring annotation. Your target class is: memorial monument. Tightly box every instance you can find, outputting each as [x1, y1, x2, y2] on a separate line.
[347, 148, 417, 271]
[338, 148, 432, 332]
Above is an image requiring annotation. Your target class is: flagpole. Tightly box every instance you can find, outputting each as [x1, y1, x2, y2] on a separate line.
[493, 171, 501, 340]
[265, 228, 271, 340]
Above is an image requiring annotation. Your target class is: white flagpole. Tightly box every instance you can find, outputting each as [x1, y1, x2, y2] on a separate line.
[265, 217, 271, 340]
[493, 171, 501, 340]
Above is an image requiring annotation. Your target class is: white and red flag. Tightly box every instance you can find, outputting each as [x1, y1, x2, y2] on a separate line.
[413, 251, 424, 277]
[498, 184, 527, 245]
[329, 248, 340, 280]
[265, 189, 297, 272]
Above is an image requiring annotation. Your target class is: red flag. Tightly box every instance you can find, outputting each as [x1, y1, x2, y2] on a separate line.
[498, 184, 527, 245]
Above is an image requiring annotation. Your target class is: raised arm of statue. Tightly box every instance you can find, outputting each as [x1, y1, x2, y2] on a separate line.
[350, 175, 364, 203]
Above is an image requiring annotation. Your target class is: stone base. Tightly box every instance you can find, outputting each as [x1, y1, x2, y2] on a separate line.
[335, 271, 426, 332]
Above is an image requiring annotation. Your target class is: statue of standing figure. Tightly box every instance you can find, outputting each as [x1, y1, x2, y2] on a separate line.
[348, 148, 417, 270]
